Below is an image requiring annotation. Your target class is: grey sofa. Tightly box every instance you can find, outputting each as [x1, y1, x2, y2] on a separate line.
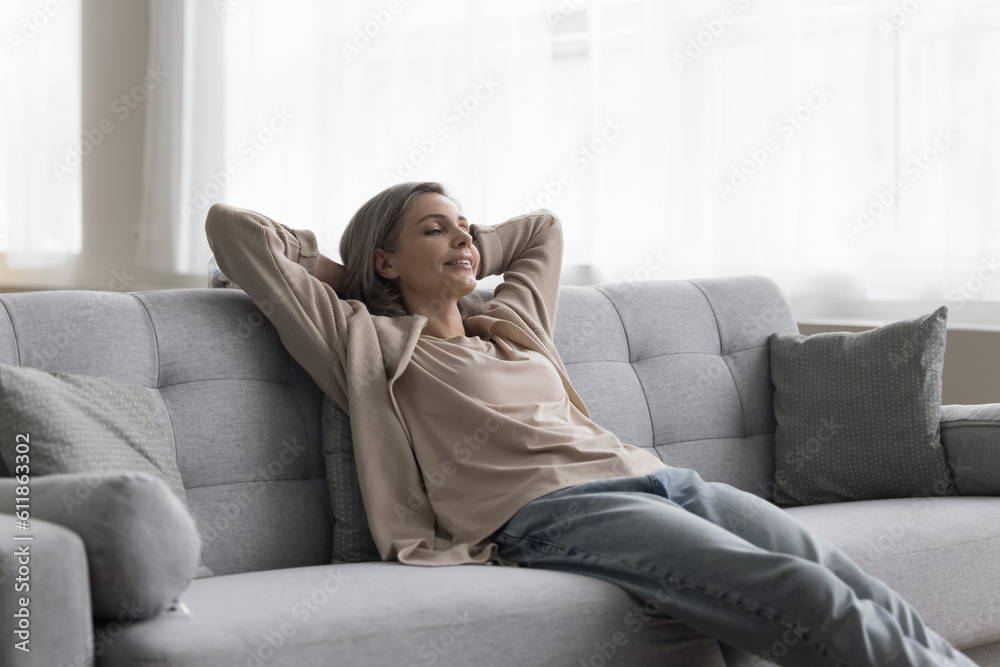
[2, 275, 999, 666]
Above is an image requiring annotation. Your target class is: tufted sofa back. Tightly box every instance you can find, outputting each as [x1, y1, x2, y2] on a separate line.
[546, 276, 798, 497]
[0, 275, 796, 576]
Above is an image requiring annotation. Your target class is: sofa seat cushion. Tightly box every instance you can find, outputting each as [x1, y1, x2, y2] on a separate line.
[96, 561, 731, 667]
[785, 496, 1000, 650]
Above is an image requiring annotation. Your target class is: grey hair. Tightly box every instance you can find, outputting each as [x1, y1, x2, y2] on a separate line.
[337, 181, 491, 319]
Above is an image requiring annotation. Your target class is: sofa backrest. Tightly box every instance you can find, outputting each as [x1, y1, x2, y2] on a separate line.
[539, 275, 797, 498]
[0, 288, 332, 577]
[0, 275, 796, 576]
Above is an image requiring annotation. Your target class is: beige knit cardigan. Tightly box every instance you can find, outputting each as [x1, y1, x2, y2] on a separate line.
[205, 203, 594, 567]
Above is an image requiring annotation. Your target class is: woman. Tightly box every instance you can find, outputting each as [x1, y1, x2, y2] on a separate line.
[205, 182, 975, 667]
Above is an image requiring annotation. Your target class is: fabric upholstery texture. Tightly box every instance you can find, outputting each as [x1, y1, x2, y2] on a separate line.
[0, 361, 212, 578]
[0, 472, 201, 621]
[321, 394, 381, 563]
[549, 277, 796, 496]
[95, 561, 726, 667]
[940, 403, 1000, 495]
[91, 493, 1000, 666]
[784, 496, 1000, 650]
[0, 288, 334, 579]
[0, 518, 92, 666]
[0, 279, 997, 665]
[769, 306, 957, 506]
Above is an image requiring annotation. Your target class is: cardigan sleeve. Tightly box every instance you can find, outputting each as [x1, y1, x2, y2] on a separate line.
[470, 210, 564, 341]
[204, 203, 357, 411]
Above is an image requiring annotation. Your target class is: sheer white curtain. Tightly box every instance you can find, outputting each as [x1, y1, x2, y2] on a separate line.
[137, 0, 225, 274]
[0, 0, 81, 269]
[142, 0, 1000, 324]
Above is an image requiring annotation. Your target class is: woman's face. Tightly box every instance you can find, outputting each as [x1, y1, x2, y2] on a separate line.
[373, 192, 481, 316]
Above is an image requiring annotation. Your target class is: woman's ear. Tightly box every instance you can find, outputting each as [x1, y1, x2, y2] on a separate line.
[372, 248, 395, 280]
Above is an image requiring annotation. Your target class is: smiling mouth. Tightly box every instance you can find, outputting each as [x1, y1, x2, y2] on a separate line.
[445, 260, 472, 269]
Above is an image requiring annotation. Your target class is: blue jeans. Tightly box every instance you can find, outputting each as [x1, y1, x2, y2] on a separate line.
[489, 466, 977, 667]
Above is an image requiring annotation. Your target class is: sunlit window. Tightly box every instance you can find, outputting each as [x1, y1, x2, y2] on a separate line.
[145, 0, 1000, 324]
[0, 0, 81, 269]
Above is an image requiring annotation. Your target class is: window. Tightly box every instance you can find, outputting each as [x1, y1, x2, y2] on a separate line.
[144, 0, 1000, 326]
[1, 0, 81, 269]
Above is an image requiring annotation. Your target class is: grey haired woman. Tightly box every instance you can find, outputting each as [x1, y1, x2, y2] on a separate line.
[205, 181, 976, 667]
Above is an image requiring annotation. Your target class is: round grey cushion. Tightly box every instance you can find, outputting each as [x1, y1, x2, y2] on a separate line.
[0, 472, 201, 621]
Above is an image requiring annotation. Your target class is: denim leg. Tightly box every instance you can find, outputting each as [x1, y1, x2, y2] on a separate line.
[646, 466, 972, 665]
[490, 468, 977, 667]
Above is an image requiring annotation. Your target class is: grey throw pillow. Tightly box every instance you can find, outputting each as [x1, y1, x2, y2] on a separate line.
[0, 362, 213, 577]
[321, 395, 381, 563]
[769, 306, 957, 507]
[0, 472, 202, 621]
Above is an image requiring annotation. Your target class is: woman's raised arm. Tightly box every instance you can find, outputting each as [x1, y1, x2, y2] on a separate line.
[471, 209, 564, 340]
[204, 203, 356, 409]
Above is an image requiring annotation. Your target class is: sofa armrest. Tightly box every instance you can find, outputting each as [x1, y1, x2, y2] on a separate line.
[0, 472, 201, 622]
[940, 404, 1000, 495]
[1, 515, 94, 667]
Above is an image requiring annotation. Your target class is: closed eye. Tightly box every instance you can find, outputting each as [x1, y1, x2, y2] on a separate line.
[424, 225, 469, 235]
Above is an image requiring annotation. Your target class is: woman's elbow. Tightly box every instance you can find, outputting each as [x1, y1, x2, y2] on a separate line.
[205, 203, 238, 238]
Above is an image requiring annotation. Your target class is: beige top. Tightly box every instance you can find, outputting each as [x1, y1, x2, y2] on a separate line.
[205, 202, 666, 567]
[394, 330, 667, 547]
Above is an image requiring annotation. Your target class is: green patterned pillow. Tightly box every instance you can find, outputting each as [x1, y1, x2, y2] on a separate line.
[320, 395, 381, 563]
[0, 363, 213, 577]
[769, 306, 957, 507]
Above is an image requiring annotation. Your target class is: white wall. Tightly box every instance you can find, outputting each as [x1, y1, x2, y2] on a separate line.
[798, 324, 1000, 406]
